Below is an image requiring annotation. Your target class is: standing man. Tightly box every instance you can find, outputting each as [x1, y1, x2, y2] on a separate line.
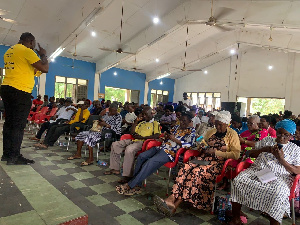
[1, 32, 49, 165]
[182, 92, 192, 111]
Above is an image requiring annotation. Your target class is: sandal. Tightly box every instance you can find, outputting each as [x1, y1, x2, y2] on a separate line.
[153, 195, 175, 217]
[80, 161, 94, 166]
[116, 184, 130, 194]
[123, 186, 142, 196]
[67, 156, 81, 160]
[104, 170, 120, 175]
[29, 137, 40, 141]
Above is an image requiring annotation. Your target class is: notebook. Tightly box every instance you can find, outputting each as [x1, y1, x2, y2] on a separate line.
[255, 168, 277, 184]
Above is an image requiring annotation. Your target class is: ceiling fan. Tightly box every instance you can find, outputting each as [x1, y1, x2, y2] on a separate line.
[128, 55, 142, 71]
[67, 35, 93, 59]
[99, 0, 135, 55]
[186, 0, 239, 31]
[0, 9, 18, 24]
[173, 26, 202, 72]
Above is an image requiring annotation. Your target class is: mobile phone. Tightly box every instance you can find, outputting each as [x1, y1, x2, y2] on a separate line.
[190, 159, 210, 165]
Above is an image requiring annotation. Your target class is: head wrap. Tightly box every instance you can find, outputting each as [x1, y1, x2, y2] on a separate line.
[275, 119, 296, 135]
[215, 111, 231, 125]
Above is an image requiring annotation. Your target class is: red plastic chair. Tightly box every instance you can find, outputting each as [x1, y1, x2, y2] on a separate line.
[164, 147, 188, 195]
[235, 160, 253, 176]
[120, 134, 134, 141]
[34, 108, 58, 125]
[27, 105, 42, 120]
[28, 107, 48, 122]
[183, 149, 201, 163]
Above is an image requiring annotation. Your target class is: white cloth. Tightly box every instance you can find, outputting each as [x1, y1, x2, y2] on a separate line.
[191, 116, 201, 127]
[231, 136, 300, 223]
[215, 110, 231, 124]
[201, 116, 209, 123]
[122, 112, 137, 128]
[56, 106, 76, 120]
[182, 98, 192, 111]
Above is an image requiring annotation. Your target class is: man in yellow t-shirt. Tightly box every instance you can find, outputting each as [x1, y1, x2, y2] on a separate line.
[105, 107, 161, 184]
[1, 32, 49, 165]
[34, 100, 91, 149]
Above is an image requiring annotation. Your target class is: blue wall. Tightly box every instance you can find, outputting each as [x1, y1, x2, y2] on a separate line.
[46, 56, 96, 100]
[148, 78, 175, 103]
[100, 67, 146, 104]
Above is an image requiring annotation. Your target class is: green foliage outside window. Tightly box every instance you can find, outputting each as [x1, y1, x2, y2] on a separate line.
[105, 87, 126, 102]
[251, 98, 285, 115]
[55, 83, 65, 99]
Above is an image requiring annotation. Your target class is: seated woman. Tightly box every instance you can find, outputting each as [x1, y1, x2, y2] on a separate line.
[154, 111, 241, 216]
[160, 105, 177, 133]
[67, 103, 122, 166]
[115, 112, 195, 195]
[230, 119, 300, 225]
[259, 115, 276, 138]
[239, 115, 268, 156]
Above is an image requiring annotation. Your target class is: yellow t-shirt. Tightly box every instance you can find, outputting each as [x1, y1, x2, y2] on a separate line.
[2, 44, 41, 93]
[134, 121, 161, 141]
[69, 108, 90, 124]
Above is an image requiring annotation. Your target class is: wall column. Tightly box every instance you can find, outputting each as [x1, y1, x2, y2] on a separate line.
[284, 52, 295, 111]
[39, 73, 46, 96]
[94, 73, 100, 100]
[144, 81, 149, 105]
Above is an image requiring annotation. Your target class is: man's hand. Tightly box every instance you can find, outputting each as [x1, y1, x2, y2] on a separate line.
[36, 43, 46, 56]
[133, 133, 144, 139]
[203, 147, 216, 155]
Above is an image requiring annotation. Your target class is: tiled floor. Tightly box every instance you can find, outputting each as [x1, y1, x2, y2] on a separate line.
[0, 124, 299, 225]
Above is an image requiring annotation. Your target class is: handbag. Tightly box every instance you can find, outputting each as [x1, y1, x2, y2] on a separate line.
[90, 120, 103, 132]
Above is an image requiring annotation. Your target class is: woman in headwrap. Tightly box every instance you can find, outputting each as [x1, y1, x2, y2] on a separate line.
[229, 119, 300, 225]
[154, 111, 241, 216]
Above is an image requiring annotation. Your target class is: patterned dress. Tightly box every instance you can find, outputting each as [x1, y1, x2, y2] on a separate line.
[172, 133, 227, 210]
[231, 136, 300, 223]
[75, 113, 122, 147]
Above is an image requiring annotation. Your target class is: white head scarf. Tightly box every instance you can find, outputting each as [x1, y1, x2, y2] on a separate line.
[215, 111, 231, 124]
[201, 116, 209, 123]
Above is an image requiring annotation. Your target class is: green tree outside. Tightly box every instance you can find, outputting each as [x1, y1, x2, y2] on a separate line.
[105, 87, 126, 102]
[251, 98, 285, 115]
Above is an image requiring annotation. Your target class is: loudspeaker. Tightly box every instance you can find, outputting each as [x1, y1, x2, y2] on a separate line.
[221, 102, 236, 114]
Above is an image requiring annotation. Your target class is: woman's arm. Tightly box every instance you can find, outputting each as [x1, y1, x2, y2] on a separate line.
[248, 146, 271, 158]
[271, 146, 300, 174]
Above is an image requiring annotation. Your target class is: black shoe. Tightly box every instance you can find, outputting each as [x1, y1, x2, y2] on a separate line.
[1, 155, 9, 161]
[7, 155, 35, 165]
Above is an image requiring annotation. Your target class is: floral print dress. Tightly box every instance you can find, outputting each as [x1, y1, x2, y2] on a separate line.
[172, 133, 227, 210]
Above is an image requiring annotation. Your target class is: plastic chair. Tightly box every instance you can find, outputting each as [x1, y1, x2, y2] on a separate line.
[235, 160, 299, 225]
[120, 134, 134, 141]
[34, 108, 58, 126]
[27, 105, 42, 120]
[27, 107, 48, 131]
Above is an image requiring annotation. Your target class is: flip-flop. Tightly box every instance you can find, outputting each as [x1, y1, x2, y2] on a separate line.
[29, 137, 40, 141]
[80, 161, 94, 166]
[153, 195, 174, 217]
[67, 156, 81, 160]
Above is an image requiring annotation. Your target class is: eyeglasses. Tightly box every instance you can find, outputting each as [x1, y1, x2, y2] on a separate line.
[276, 133, 291, 139]
[247, 122, 256, 126]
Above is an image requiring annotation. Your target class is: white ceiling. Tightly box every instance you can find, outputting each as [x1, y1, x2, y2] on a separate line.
[2, 0, 300, 81]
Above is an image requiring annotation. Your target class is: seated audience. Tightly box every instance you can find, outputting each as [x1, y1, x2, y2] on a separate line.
[154, 111, 240, 216]
[29, 98, 77, 141]
[34, 100, 90, 149]
[122, 103, 137, 134]
[259, 115, 276, 138]
[89, 100, 103, 115]
[104, 107, 160, 184]
[47, 96, 55, 110]
[230, 119, 300, 225]
[120, 102, 129, 119]
[239, 115, 268, 156]
[68, 103, 122, 166]
[160, 105, 176, 133]
[190, 108, 201, 129]
[33, 94, 43, 106]
[230, 114, 248, 135]
[154, 103, 164, 121]
[41, 95, 49, 108]
[116, 112, 195, 195]
[57, 98, 65, 109]
[174, 105, 186, 126]
[195, 112, 216, 138]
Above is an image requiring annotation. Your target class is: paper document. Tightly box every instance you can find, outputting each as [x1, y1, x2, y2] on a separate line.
[255, 168, 277, 184]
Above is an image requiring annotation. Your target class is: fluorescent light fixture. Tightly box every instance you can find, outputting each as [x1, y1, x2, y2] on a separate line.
[114, 71, 117, 76]
[155, 58, 160, 63]
[91, 31, 96, 37]
[156, 72, 171, 80]
[153, 17, 160, 24]
[51, 58, 55, 62]
[49, 47, 65, 61]
[160, 80, 163, 85]
[204, 70, 208, 74]
[268, 65, 273, 70]
[230, 49, 236, 54]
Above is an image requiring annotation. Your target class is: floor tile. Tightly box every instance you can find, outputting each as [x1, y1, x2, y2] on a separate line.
[86, 194, 110, 207]
[90, 183, 115, 194]
[50, 169, 68, 176]
[0, 210, 46, 225]
[67, 180, 87, 189]
[39, 161, 55, 166]
[57, 163, 78, 169]
[115, 214, 143, 225]
[98, 203, 126, 217]
[71, 172, 95, 180]
[98, 174, 121, 183]
[149, 218, 178, 225]
[80, 177, 104, 186]
[129, 207, 165, 225]
[114, 198, 145, 213]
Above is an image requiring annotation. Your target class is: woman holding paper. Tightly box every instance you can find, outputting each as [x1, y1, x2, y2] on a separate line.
[230, 119, 300, 225]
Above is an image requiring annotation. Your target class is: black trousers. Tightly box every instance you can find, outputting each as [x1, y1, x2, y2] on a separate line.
[44, 124, 71, 146]
[1, 85, 32, 159]
[35, 119, 67, 139]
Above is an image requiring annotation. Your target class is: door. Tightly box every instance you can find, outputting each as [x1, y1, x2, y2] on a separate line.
[131, 90, 140, 104]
